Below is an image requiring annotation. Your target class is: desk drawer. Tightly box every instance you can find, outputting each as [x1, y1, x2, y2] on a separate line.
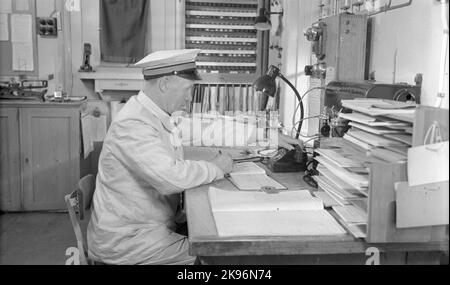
[97, 79, 143, 91]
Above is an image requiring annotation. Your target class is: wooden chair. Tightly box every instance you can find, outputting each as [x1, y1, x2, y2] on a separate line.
[65, 174, 96, 265]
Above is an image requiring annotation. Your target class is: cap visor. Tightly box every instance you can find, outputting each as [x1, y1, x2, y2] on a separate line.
[176, 71, 202, 81]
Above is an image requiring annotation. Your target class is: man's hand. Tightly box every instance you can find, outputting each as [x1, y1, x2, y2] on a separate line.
[277, 133, 304, 150]
[210, 152, 233, 174]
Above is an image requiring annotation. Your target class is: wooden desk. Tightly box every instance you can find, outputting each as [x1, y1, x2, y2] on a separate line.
[184, 150, 448, 265]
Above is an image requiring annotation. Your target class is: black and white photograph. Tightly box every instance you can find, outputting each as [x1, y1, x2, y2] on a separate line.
[0, 0, 448, 269]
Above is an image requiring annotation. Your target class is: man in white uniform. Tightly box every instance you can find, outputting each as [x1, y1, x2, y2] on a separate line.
[87, 50, 301, 265]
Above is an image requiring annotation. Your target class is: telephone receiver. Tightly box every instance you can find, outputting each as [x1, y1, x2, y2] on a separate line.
[265, 144, 308, 173]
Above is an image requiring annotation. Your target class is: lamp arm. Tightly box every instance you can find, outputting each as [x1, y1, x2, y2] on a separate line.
[278, 73, 304, 140]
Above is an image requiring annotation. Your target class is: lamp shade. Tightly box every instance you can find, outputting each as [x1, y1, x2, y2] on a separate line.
[254, 65, 281, 97]
[253, 74, 277, 97]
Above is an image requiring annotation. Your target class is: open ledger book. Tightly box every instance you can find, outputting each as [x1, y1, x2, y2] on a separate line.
[228, 162, 286, 191]
[209, 187, 347, 237]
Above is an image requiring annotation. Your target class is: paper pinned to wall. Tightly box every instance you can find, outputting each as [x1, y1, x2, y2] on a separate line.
[0, 0, 12, 13]
[91, 115, 108, 142]
[12, 42, 33, 71]
[0, 13, 8, 41]
[11, 13, 32, 43]
[15, 0, 29, 11]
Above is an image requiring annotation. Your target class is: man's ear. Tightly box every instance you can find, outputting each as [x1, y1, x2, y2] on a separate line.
[158, 76, 169, 93]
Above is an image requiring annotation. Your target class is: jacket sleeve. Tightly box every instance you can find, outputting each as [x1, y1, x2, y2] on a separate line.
[110, 119, 224, 195]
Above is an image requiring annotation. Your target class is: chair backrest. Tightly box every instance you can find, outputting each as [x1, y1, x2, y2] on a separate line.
[65, 174, 96, 265]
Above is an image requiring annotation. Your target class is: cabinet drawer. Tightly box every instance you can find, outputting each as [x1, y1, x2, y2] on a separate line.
[96, 79, 143, 91]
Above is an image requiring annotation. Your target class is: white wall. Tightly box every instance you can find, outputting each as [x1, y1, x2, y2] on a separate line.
[279, 0, 449, 137]
[369, 0, 449, 109]
[69, 0, 184, 99]
[279, 0, 321, 134]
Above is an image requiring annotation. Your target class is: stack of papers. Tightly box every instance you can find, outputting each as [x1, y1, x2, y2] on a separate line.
[209, 187, 347, 237]
[338, 99, 413, 163]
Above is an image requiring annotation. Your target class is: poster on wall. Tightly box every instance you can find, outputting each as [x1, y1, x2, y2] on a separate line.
[11, 13, 33, 71]
[0, 0, 12, 13]
[0, 13, 8, 41]
[15, 0, 29, 12]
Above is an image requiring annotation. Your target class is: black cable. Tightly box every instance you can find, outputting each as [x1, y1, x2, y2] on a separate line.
[278, 73, 303, 139]
[290, 87, 326, 139]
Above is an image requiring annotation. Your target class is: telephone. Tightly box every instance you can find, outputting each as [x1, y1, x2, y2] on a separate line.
[264, 145, 308, 173]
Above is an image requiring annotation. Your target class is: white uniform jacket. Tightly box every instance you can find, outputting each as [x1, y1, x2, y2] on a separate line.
[87, 92, 224, 265]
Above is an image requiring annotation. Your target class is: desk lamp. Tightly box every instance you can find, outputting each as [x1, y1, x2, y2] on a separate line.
[253, 65, 304, 139]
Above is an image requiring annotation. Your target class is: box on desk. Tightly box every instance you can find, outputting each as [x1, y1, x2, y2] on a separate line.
[314, 102, 448, 243]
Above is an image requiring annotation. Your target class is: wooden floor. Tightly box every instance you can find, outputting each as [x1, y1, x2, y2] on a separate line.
[0, 212, 78, 265]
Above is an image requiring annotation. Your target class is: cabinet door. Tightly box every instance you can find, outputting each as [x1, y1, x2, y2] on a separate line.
[20, 107, 80, 211]
[0, 108, 22, 211]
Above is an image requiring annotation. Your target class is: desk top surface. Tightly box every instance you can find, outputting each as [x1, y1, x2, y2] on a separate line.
[184, 148, 448, 257]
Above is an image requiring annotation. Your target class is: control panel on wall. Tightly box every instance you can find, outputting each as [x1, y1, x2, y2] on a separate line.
[303, 13, 368, 82]
[37, 17, 58, 37]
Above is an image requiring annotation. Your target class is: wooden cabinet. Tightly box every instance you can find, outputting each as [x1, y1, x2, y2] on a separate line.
[0, 103, 81, 211]
[0, 108, 21, 211]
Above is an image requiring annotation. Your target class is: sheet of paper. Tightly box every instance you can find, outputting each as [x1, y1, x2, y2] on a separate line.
[315, 155, 369, 189]
[81, 115, 94, 159]
[347, 129, 408, 147]
[349, 122, 404, 135]
[11, 14, 32, 43]
[314, 191, 343, 208]
[0, 13, 8, 41]
[15, 0, 29, 11]
[315, 148, 364, 168]
[333, 205, 368, 225]
[317, 164, 367, 191]
[314, 175, 367, 200]
[0, 0, 12, 13]
[339, 112, 410, 127]
[396, 181, 449, 228]
[231, 162, 266, 175]
[229, 173, 286, 191]
[91, 115, 107, 142]
[209, 187, 323, 212]
[212, 210, 347, 237]
[12, 42, 33, 71]
[408, 141, 449, 186]
[342, 99, 416, 117]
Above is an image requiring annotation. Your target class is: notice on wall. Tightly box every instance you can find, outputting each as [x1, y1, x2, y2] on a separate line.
[0, 13, 8, 41]
[15, 0, 29, 12]
[11, 13, 33, 71]
[11, 14, 32, 43]
[12, 42, 34, 71]
[0, 0, 12, 13]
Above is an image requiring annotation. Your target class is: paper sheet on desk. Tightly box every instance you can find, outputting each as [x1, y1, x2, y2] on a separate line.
[213, 210, 347, 237]
[209, 187, 347, 237]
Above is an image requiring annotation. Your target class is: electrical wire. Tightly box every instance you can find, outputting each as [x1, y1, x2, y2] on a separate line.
[290, 115, 321, 137]
[291, 87, 326, 138]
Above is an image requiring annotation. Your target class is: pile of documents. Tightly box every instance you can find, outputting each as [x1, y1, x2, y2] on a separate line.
[313, 99, 416, 239]
[313, 148, 369, 238]
[209, 187, 347, 237]
[339, 99, 414, 163]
